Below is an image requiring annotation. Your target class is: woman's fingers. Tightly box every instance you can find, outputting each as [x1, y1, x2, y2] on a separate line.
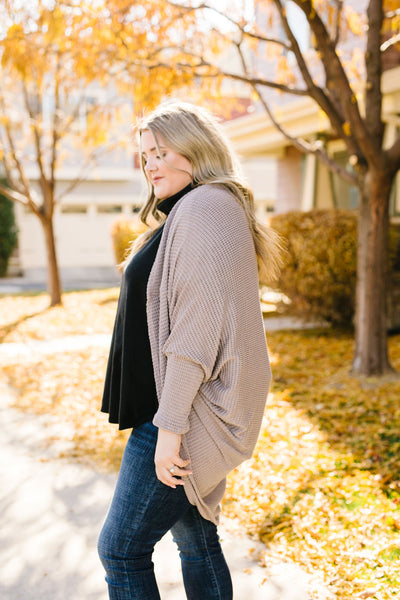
[155, 460, 192, 488]
[172, 457, 191, 469]
[154, 428, 191, 488]
[168, 463, 192, 477]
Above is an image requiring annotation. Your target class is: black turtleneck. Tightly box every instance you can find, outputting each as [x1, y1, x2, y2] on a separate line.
[101, 183, 193, 430]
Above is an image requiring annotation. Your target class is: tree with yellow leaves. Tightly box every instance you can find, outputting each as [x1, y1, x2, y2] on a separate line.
[0, 0, 195, 306]
[162, 0, 400, 377]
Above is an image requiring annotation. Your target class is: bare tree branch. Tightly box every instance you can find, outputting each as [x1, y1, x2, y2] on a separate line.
[384, 8, 400, 18]
[381, 33, 400, 52]
[57, 88, 88, 137]
[0, 95, 36, 204]
[212, 68, 309, 96]
[55, 141, 122, 202]
[234, 35, 249, 80]
[0, 182, 30, 206]
[273, 0, 348, 142]
[0, 132, 25, 195]
[21, 80, 48, 186]
[50, 51, 62, 192]
[228, 33, 358, 187]
[236, 29, 292, 51]
[145, 51, 310, 96]
[253, 84, 358, 186]
[334, 0, 344, 47]
[174, 0, 294, 51]
[291, 0, 379, 169]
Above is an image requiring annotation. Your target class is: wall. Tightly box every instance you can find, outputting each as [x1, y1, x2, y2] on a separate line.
[15, 172, 144, 279]
[275, 146, 302, 213]
[241, 157, 277, 219]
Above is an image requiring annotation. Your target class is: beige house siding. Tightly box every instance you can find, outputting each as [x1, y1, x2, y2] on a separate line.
[275, 147, 303, 214]
[224, 66, 400, 221]
[15, 170, 144, 279]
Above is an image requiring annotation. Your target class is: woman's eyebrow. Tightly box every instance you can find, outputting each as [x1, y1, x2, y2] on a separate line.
[142, 145, 167, 157]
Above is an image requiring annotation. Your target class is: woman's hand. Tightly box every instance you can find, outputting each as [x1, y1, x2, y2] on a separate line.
[154, 428, 192, 488]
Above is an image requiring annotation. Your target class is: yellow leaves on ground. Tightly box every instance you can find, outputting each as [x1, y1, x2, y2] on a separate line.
[225, 329, 400, 599]
[1, 291, 400, 599]
[0, 290, 127, 470]
[4, 346, 129, 471]
[0, 289, 119, 343]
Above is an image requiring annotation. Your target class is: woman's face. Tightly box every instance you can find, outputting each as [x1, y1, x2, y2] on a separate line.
[141, 129, 193, 200]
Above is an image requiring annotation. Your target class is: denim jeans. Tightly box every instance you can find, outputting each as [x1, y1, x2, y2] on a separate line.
[98, 421, 233, 599]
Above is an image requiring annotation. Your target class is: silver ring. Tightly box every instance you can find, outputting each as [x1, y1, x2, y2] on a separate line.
[169, 466, 176, 474]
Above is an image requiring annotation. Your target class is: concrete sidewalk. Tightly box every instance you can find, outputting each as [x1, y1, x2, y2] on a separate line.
[0, 381, 330, 600]
[0, 275, 121, 294]
[0, 275, 328, 336]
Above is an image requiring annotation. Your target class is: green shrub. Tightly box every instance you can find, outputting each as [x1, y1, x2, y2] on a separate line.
[270, 210, 358, 326]
[111, 218, 148, 270]
[0, 189, 18, 277]
[389, 224, 400, 273]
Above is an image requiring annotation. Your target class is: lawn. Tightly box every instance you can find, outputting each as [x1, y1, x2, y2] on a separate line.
[1, 290, 400, 600]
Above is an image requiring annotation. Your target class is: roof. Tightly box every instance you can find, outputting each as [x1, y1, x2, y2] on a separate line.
[224, 66, 400, 157]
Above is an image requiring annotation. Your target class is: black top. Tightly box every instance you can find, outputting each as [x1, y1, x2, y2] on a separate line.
[101, 183, 193, 430]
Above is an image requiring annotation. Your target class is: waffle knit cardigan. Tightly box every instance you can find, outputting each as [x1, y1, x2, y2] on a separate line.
[148, 184, 271, 524]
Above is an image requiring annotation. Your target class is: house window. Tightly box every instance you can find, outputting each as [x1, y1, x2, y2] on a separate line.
[390, 174, 400, 217]
[61, 205, 88, 214]
[97, 205, 122, 213]
[390, 128, 400, 218]
[78, 95, 98, 132]
[331, 151, 358, 210]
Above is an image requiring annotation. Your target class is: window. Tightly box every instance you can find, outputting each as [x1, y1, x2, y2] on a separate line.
[97, 205, 122, 214]
[331, 151, 358, 210]
[60, 205, 88, 214]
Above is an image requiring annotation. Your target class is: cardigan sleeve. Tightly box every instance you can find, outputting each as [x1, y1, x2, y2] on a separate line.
[152, 188, 259, 434]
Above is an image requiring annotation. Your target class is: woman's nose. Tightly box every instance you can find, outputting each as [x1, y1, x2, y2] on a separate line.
[145, 157, 157, 172]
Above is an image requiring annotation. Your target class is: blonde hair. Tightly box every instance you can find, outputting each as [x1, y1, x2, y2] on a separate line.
[131, 101, 282, 283]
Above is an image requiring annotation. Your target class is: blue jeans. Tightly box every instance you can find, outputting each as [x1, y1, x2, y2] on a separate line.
[98, 421, 233, 599]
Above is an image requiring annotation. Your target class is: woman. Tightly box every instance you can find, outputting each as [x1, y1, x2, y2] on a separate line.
[98, 102, 281, 600]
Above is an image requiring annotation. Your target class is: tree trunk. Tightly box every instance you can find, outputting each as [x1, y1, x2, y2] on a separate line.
[41, 216, 62, 306]
[352, 168, 394, 375]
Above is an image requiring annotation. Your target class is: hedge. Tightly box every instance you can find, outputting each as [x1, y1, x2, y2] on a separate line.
[0, 189, 18, 277]
[270, 209, 400, 327]
[270, 210, 358, 326]
[110, 218, 148, 270]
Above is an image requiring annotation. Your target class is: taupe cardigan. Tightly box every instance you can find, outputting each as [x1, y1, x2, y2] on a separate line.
[148, 184, 271, 524]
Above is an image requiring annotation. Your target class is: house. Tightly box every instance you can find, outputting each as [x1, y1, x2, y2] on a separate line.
[222, 0, 400, 222]
[223, 42, 400, 329]
[13, 165, 143, 283]
[224, 64, 400, 221]
[5, 83, 143, 283]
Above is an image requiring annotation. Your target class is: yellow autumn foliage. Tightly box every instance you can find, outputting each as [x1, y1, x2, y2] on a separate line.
[110, 218, 148, 269]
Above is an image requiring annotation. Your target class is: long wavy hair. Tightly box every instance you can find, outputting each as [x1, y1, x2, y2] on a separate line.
[130, 101, 282, 283]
